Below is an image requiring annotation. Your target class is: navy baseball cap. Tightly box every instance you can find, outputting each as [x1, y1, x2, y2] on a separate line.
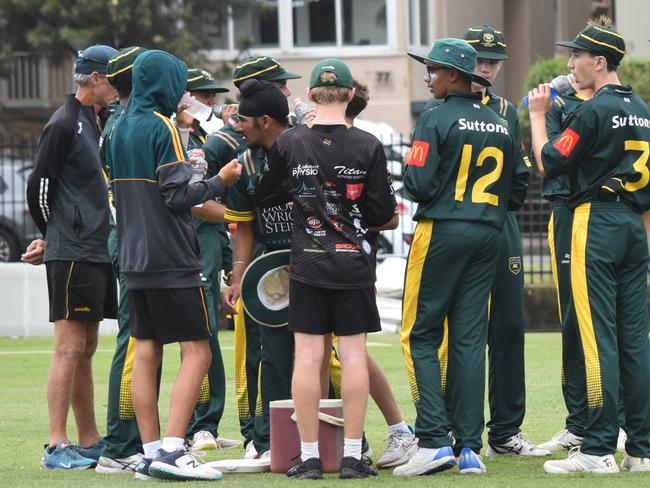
[75, 45, 118, 74]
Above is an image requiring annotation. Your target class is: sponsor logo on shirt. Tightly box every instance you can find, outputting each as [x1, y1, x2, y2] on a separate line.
[346, 183, 364, 200]
[307, 216, 322, 229]
[322, 181, 339, 197]
[330, 219, 343, 232]
[334, 165, 367, 180]
[611, 114, 650, 129]
[458, 118, 509, 135]
[260, 203, 294, 234]
[407, 141, 429, 167]
[335, 242, 359, 253]
[292, 164, 319, 177]
[553, 128, 580, 157]
[297, 181, 316, 197]
[325, 202, 339, 216]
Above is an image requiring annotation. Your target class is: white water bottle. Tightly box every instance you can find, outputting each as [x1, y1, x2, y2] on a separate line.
[180, 93, 212, 122]
[188, 148, 208, 183]
[293, 98, 312, 125]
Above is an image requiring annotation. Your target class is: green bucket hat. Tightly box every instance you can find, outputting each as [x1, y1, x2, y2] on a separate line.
[463, 25, 508, 60]
[240, 250, 291, 328]
[556, 24, 626, 65]
[233, 56, 301, 87]
[187, 68, 229, 93]
[107, 46, 146, 89]
[309, 58, 354, 89]
[408, 38, 491, 87]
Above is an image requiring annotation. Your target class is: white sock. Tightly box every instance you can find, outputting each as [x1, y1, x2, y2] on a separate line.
[344, 438, 363, 460]
[161, 437, 185, 453]
[388, 421, 411, 435]
[143, 440, 161, 459]
[301, 441, 319, 461]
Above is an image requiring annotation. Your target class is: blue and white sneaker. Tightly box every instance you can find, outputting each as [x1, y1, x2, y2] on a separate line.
[393, 446, 456, 476]
[74, 437, 105, 461]
[148, 448, 223, 481]
[41, 439, 97, 470]
[134, 457, 153, 481]
[458, 447, 486, 475]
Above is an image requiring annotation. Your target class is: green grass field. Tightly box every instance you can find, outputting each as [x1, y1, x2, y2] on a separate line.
[0, 332, 635, 486]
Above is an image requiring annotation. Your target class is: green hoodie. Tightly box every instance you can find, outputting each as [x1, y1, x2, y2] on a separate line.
[106, 50, 226, 289]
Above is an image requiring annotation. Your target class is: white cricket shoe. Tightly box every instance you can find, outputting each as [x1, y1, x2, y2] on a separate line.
[149, 449, 223, 481]
[544, 447, 619, 474]
[376, 431, 419, 468]
[95, 453, 143, 473]
[486, 433, 551, 457]
[617, 428, 627, 452]
[190, 430, 241, 451]
[538, 429, 584, 452]
[393, 446, 455, 476]
[244, 441, 258, 459]
[621, 453, 650, 472]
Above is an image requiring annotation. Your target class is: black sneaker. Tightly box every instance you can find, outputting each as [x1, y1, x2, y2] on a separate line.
[340, 456, 379, 479]
[286, 457, 323, 480]
[134, 457, 152, 481]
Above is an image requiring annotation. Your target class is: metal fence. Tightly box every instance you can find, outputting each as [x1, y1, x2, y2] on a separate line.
[0, 132, 555, 282]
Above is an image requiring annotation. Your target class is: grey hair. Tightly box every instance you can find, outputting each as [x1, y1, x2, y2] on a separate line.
[74, 72, 93, 86]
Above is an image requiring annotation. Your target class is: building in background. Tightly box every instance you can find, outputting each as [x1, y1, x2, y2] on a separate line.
[1, 0, 644, 137]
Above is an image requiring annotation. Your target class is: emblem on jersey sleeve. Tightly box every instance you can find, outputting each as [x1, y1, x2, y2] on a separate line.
[509, 256, 522, 275]
[553, 128, 580, 157]
[407, 141, 430, 167]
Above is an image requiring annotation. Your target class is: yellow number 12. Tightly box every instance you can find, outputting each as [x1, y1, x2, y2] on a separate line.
[454, 144, 504, 206]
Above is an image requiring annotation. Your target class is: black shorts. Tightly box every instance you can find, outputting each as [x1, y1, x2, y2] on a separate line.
[128, 287, 212, 345]
[288, 279, 381, 336]
[45, 260, 117, 323]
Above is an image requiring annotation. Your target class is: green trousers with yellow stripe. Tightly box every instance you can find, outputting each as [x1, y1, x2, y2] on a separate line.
[486, 212, 526, 444]
[104, 226, 155, 459]
[188, 223, 227, 437]
[569, 202, 650, 457]
[548, 201, 588, 436]
[233, 298, 261, 446]
[401, 219, 499, 454]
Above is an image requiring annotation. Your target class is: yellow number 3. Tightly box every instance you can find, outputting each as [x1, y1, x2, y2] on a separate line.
[455, 144, 504, 206]
[623, 140, 650, 192]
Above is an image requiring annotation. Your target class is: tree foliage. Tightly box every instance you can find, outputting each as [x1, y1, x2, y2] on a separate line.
[518, 55, 650, 143]
[0, 0, 254, 75]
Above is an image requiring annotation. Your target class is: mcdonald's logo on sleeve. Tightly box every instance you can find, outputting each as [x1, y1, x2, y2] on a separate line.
[407, 140, 430, 167]
[553, 128, 580, 157]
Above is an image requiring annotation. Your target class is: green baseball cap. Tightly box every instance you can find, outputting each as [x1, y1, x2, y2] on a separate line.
[233, 56, 301, 87]
[187, 68, 229, 93]
[556, 25, 626, 65]
[240, 250, 291, 328]
[408, 38, 491, 87]
[107, 46, 146, 89]
[309, 58, 354, 89]
[463, 25, 508, 60]
[75, 44, 118, 74]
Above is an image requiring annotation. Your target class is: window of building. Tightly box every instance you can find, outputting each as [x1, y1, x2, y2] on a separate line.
[409, 0, 433, 47]
[205, 0, 393, 58]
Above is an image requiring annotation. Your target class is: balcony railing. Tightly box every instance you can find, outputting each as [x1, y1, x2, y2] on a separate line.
[0, 53, 74, 108]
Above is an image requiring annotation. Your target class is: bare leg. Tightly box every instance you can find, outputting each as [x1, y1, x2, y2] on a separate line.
[165, 339, 212, 438]
[71, 321, 101, 446]
[48, 319, 89, 446]
[132, 339, 164, 444]
[293, 333, 327, 443]
[338, 334, 369, 439]
[367, 353, 402, 426]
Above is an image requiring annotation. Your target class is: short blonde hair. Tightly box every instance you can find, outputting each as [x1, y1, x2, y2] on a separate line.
[588, 15, 614, 28]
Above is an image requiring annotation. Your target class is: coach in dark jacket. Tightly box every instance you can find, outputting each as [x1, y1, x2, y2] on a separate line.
[25, 44, 119, 470]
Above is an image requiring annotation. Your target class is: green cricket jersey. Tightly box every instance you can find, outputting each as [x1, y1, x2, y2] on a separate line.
[541, 84, 650, 212]
[404, 91, 519, 229]
[541, 88, 589, 201]
[225, 147, 293, 250]
[203, 121, 247, 177]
